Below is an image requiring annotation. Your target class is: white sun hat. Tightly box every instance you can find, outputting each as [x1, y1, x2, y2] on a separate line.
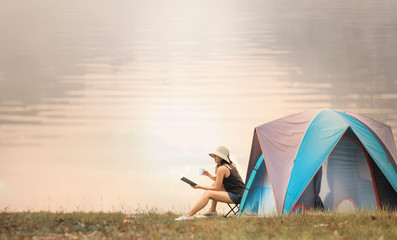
[209, 146, 231, 163]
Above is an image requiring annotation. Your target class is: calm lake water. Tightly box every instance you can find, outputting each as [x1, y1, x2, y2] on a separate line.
[1, 0, 397, 212]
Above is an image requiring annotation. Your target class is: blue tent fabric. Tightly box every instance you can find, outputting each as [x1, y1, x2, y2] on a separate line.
[238, 155, 265, 216]
[253, 110, 317, 215]
[347, 112, 397, 172]
[283, 109, 349, 214]
[239, 109, 397, 216]
[238, 154, 277, 216]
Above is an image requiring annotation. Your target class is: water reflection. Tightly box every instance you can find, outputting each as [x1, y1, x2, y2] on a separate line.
[269, 0, 397, 116]
[0, 0, 397, 211]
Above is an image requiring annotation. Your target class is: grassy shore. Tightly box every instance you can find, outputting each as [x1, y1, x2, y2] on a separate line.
[0, 210, 396, 239]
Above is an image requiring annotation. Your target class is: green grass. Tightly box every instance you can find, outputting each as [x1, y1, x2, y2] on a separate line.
[0, 210, 396, 239]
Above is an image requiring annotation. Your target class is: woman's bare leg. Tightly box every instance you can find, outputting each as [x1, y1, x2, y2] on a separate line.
[210, 199, 217, 212]
[209, 185, 225, 212]
[187, 190, 233, 216]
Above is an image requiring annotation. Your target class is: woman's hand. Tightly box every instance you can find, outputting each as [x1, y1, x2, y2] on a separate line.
[190, 184, 200, 189]
[203, 170, 216, 181]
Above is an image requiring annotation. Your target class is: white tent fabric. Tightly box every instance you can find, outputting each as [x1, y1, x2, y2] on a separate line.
[255, 110, 318, 215]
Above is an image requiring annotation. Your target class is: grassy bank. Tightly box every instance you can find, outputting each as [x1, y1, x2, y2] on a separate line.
[0, 210, 396, 239]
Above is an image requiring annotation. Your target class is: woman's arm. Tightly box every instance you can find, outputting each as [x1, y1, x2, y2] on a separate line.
[193, 166, 227, 191]
[203, 170, 216, 181]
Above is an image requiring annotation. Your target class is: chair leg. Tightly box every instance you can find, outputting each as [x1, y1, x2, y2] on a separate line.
[224, 203, 239, 218]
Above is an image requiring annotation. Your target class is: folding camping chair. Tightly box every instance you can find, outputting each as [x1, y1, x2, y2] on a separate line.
[224, 203, 240, 218]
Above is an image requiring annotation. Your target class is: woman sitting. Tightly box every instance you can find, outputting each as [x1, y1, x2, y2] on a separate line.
[175, 146, 245, 221]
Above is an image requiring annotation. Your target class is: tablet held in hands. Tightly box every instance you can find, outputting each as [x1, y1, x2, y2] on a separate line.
[180, 177, 197, 186]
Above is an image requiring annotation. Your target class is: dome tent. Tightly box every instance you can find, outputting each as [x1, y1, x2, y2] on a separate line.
[239, 109, 397, 216]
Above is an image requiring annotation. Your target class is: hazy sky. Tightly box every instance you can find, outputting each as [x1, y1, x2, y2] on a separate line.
[1, 0, 397, 213]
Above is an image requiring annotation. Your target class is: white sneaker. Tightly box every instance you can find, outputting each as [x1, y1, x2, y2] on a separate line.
[202, 210, 217, 217]
[175, 214, 195, 221]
